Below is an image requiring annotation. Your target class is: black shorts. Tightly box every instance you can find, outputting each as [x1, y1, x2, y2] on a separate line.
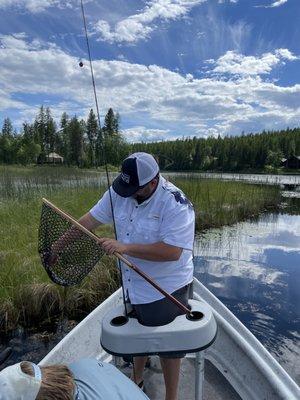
[131, 282, 193, 358]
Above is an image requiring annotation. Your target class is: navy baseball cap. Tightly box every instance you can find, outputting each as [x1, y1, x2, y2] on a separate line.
[112, 153, 159, 197]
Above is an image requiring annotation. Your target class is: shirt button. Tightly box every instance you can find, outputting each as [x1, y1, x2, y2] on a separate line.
[135, 206, 138, 208]
[126, 233, 129, 236]
[130, 219, 133, 222]
[128, 279, 131, 282]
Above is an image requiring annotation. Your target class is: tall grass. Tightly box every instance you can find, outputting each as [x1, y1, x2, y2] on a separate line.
[173, 178, 282, 230]
[0, 166, 282, 331]
[0, 166, 119, 331]
[0, 165, 118, 200]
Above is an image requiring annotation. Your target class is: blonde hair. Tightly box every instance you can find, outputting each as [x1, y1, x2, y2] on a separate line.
[21, 361, 75, 400]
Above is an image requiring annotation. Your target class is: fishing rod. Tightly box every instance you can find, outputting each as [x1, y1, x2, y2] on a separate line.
[78, 1, 191, 317]
[79, 0, 129, 313]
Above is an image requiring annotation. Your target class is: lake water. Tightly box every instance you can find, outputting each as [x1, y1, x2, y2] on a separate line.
[165, 172, 300, 186]
[194, 197, 300, 384]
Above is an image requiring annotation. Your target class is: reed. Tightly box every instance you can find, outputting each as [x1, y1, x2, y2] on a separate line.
[172, 178, 282, 230]
[0, 166, 282, 331]
[0, 183, 116, 331]
[0, 165, 118, 200]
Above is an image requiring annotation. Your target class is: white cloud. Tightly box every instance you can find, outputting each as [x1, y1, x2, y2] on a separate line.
[1, 35, 300, 140]
[195, 7, 252, 57]
[209, 49, 299, 76]
[270, 0, 288, 6]
[255, 0, 288, 9]
[218, 0, 239, 3]
[122, 127, 172, 143]
[0, 0, 73, 13]
[0, 89, 27, 111]
[93, 0, 207, 44]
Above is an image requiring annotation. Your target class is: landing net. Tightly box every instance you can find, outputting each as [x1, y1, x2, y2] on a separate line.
[38, 201, 105, 286]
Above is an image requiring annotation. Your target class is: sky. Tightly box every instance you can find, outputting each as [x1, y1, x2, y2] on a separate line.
[0, 0, 299, 142]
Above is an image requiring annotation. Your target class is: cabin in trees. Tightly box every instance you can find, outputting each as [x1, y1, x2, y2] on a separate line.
[281, 155, 300, 169]
[45, 152, 64, 164]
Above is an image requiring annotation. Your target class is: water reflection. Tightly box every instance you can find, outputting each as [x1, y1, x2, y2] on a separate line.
[194, 206, 300, 384]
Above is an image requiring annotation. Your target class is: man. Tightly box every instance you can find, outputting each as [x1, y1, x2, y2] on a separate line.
[78, 152, 195, 400]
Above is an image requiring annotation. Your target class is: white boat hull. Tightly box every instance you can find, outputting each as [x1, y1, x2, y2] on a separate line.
[40, 278, 300, 400]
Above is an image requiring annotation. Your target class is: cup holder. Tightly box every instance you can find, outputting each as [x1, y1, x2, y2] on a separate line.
[186, 311, 204, 321]
[110, 315, 129, 326]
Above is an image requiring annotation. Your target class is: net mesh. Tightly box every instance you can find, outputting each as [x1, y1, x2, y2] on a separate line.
[38, 202, 105, 286]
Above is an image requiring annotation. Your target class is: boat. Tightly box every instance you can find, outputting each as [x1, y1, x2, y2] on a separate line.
[40, 277, 300, 400]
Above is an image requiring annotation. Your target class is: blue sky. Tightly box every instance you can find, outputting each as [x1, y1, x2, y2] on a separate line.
[0, 0, 299, 142]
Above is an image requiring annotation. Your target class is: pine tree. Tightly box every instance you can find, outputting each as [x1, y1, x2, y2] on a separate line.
[103, 108, 118, 138]
[86, 109, 98, 167]
[68, 116, 84, 167]
[95, 127, 104, 167]
[1, 117, 14, 136]
[59, 112, 70, 163]
[102, 108, 126, 165]
[34, 106, 47, 163]
[0, 118, 15, 163]
[45, 107, 57, 153]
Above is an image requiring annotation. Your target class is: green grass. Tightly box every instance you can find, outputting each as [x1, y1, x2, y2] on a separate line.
[0, 181, 118, 331]
[0, 166, 282, 331]
[173, 178, 282, 230]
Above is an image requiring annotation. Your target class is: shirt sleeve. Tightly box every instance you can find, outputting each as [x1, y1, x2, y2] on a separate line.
[89, 189, 114, 224]
[159, 204, 195, 251]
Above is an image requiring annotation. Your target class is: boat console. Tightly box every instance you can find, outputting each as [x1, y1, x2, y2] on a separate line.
[101, 299, 217, 357]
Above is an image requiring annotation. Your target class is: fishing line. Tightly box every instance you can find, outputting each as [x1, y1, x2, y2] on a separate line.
[79, 0, 129, 315]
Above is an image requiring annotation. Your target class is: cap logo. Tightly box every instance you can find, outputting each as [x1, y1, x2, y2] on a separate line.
[121, 173, 130, 184]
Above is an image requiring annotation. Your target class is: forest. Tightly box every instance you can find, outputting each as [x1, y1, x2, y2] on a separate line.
[0, 106, 299, 171]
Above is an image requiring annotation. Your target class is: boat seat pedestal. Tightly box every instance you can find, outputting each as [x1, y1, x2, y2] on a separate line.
[101, 300, 217, 357]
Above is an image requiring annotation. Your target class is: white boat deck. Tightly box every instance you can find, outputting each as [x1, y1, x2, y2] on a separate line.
[119, 356, 241, 400]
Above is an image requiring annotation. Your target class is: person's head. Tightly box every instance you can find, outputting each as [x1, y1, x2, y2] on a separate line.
[0, 361, 74, 400]
[112, 152, 160, 199]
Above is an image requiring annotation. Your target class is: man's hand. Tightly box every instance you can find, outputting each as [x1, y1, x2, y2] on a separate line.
[98, 238, 127, 255]
[98, 239, 182, 261]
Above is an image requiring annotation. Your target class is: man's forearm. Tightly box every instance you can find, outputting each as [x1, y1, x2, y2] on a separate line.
[78, 212, 102, 231]
[124, 242, 182, 262]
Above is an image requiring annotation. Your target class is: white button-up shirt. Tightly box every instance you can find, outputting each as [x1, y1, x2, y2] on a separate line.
[90, 175, 195, 304]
